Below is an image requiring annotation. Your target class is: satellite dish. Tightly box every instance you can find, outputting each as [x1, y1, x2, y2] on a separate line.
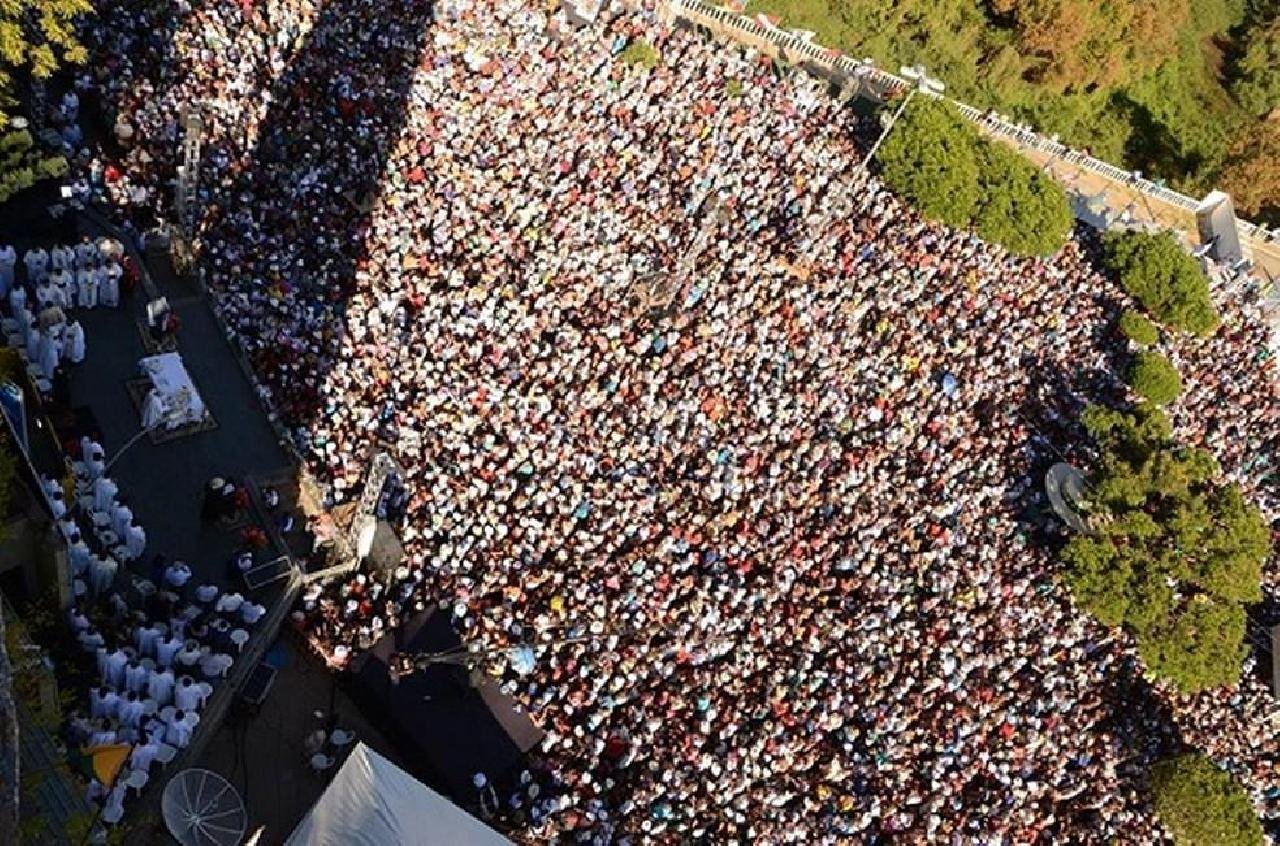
[1045, 463, 1092, 534]
[162, 769, 248, 846]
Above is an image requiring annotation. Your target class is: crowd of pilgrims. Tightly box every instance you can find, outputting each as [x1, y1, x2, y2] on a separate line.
[77, 0, 1279, 841]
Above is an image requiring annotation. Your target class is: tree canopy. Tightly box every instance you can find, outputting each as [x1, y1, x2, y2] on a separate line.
[748, 0, 1280, 224]
[1062, 405, 1269, 694]
[0, 0, 90, 123]
[1102, 231, 1219, 337]
[1127, 351, 1182, 405]
[877, 96, 1071, 255]
[1118, 309, 1160, 346]
[1152, 754, 1264, 846]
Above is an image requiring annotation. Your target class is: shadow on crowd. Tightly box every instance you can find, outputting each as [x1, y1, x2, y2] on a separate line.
[198, 0, 437, 460]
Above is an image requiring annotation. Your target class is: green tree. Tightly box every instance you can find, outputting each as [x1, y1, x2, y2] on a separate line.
[973, 140, 1074, 255]
[1103, 231, 1220, 336]
[1127, 351, 1182, 405]
[0, 0, 90, 123]
[1152, 754, 1264, 846]
[618, 39, 660, 70]
[877, 96, 982, 228]
[1231, 18, 1280, 117]
[1118, 309, 1160, 345]
[1063, 404, 1270, 693]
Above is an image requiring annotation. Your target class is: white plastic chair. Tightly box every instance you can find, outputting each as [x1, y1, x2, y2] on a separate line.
[329, 728, 355, 748]
[309, 753, 335, 774]
[230, 629, 249, 654]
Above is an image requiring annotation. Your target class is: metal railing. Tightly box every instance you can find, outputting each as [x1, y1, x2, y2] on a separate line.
[667, 0, 1276, 243]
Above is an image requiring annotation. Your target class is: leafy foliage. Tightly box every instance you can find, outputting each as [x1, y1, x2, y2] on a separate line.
[0, 127, 65, 203]
[0, 0, 90, 123]
[1218, 118, 1280, 226]
[1231, 18, 1280, 117]
[1119, 309, 1160, 346]
[1152, 754, 1264, 846]
[1127, 351, 1182, 405]
[877, 96, 982, 229]
[1062, 405, 1269, 694]
[1103, 231, 1219, 336]
[747, 0, 1273, 208]
[973, 140, 1074, 256]
[725, 79, 744, 98]
[618, 39, 660, 70]
[877, 97, 1070, 254]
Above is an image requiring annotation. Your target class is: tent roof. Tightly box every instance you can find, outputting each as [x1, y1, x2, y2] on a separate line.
[285, 743, 512, 846]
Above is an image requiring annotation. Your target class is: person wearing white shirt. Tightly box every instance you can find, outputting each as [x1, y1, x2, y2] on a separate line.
[99, 263, 121, 307]
[68, 606, 90, 632]
[216, 593, 244, 614]
[118, 692, 145, 729]
[90, 555, 117, 596]
[195, 584, 219, 605]
[89, 686, 108, 719]
[147, 667, 175, 706]
[99, 689, 121, 720]
[129, 741, 158, 773]
[74, 237, 97, 269]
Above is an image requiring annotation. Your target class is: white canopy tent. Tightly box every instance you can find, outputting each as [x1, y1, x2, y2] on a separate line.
[285, 744, 512, 846]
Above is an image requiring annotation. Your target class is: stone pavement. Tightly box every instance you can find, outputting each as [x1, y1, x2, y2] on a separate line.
[192, 636, 406, 845]
[68, 213, 297, 595]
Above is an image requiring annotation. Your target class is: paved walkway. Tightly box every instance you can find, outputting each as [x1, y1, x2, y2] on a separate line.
[193, 636, 406, 845]
[68, 213, 296, 593]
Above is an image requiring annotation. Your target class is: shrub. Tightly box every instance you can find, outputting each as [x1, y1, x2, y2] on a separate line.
[1103, 230, 1220, 336]
[618, 39, 660, 70]
[36, 155, 67, 180]
[1118, 309, 1160, 345]
[725, 79, 744, 98]
[973, 141, 1074, 256]
[1152, 754, 1263, 846]
[1127, 351, 1181, 404]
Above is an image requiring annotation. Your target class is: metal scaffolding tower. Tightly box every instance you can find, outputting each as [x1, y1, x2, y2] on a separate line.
[175, 105, 204, 232]
[348, 451, 404, 558]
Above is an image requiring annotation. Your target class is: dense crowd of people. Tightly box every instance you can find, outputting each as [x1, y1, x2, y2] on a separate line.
[80, 0, 1278, 841]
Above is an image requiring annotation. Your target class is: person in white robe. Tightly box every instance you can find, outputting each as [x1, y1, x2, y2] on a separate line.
[50, 245, 71, 272]
[112, 500, 133, 536]
[25, 325, 40, 362]
[99, 263, 120, 307]
[8, 283, 25, 319]
[125, 524, 147, 560]
[105, 646, 129, 688]
[99, 689, 121, 720]
[135, 623, 162, 658]
[174, 677, 202, 712]
[76, 267, 97, 308]
[147, 667, 175, 706]
[125, 660, 149, 695]
[129, 741, 158, 773]
[35, 279, 56, 310]
[0, 244, 15, 294]
[36, 331, 60, 380]
[50, 267, 72, 306]
[69, 539, 91, 578]
[64, 320, 86, 363]
[156, 634, 183, 669]
[74, 236, 97, 269]
[142, 388, 166, 430]
[165, 713, 194, 748]
[119, 692, 145, 729]
[22, 246, 48, 285]
[90, 554, 118, 596]
[93, 476, 118, 511]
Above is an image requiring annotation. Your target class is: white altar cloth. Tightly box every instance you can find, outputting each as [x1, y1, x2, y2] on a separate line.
[139, 353, 205, 426]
